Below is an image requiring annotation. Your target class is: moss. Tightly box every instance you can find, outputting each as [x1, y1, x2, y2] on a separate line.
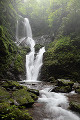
[14, 54, 24, 73]
[52, 86, 72, 93]
[0, 105, 32, 120]
[75, 88, 80, 94]
[0, 80, 39, 120]
[41, 36, 80, 82]
[35, 44, 44, 52]
[57, 79, 74, 87]
[69, 102, 80, 113]
[0, 26, 3, 37]
[1, 80, 23, 90]
[12, 88, 34, 106]
[0, 87, 10, 102]
[27, 89, 39, 96]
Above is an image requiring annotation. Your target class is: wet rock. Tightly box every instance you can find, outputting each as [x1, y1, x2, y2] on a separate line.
[12, 88, 35, 107]
[57, 79, 74, 87]
[73, 82, 80, 94]
[27, 89, 39, 96]
[51, 86, 72, 93]
[69, 102, 80, 113]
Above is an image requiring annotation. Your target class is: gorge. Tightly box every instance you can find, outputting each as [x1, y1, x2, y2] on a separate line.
[0, 0, 80, 120]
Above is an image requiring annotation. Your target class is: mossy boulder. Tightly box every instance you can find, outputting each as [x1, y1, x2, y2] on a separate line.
[75, 88, 80, 94]
[57, 79, 74, 87]
[35, 44, 44, 52]
[0, 80, 39, 120]
[51, 86, 72, 93]
[27, 89, 39, 96]
[69, 102, 80, 113]
[12, 88, 35, 106]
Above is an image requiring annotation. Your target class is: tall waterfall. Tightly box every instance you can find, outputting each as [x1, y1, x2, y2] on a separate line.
[24, 18, 45, 81]
[16, 18, 45, 81]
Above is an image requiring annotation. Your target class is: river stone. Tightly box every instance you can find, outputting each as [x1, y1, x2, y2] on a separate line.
[57, 79, 74, 87]
[27, 89, 39, 96]
[51, 86, 72, 93]
[69, 102, 80, 113]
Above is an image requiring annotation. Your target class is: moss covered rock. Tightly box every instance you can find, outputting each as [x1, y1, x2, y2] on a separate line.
[51, 86, 72, 93]
[0, 80, 39, 120]
[12, 88, 35, 106]
[69, 102, 80, 113]
[57, 79, 74, 87]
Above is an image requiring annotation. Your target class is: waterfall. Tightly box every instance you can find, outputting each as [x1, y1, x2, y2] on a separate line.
[24, 18, 45, 81]
[16, 18, 45, 81]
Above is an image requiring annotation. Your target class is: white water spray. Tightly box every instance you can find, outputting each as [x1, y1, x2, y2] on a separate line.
[38, 87, 80, 120]
[24, 18, 45, 81]
[16, 18, 45, 81]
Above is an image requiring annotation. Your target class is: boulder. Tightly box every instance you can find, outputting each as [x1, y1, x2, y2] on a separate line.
[69, 102, 80, 113]
[57, 79, 74, 87]
[51, 86, 72, 93]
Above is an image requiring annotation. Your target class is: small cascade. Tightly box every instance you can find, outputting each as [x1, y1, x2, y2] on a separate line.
[38, 87, 80, 120]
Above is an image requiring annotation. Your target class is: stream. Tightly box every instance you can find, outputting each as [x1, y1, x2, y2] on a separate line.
[21, 81, 80, 120]
[16, 17, 80, 120]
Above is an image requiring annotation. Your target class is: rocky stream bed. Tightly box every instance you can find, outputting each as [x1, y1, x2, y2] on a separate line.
[21, 81, 80, 120]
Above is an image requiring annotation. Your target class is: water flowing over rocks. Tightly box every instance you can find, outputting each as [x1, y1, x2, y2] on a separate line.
[24, 81, 80, 120]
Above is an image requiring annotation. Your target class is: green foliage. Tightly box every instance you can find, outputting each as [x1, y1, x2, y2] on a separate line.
[0, 26, 3, 37]
[1, 80, 23, 90]
[0, 105, 32, 120]
[14, 54, 24, 73]
[0, 87, 10, 102]
[41, 36, 80, 81]
[0, 80, 39, 120]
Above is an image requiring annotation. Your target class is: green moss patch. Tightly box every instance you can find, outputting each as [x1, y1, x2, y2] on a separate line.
[12, 88, 34, 106]
[0, 80, 23, 90]
[0, 87, 10, 102]
[69, 102, 80, 113]
[0, 104, 32, 120]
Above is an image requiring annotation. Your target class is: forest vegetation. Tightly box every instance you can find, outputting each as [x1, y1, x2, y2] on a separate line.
[0, 0, 80, 119]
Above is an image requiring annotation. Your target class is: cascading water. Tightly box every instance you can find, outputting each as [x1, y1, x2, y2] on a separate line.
[16, 17, 45, 81]
[38, 87, 80, 120]
[24, 18, 45, 81]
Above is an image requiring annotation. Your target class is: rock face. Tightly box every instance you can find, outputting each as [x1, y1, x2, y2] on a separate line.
[0, 80, 39, 120]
